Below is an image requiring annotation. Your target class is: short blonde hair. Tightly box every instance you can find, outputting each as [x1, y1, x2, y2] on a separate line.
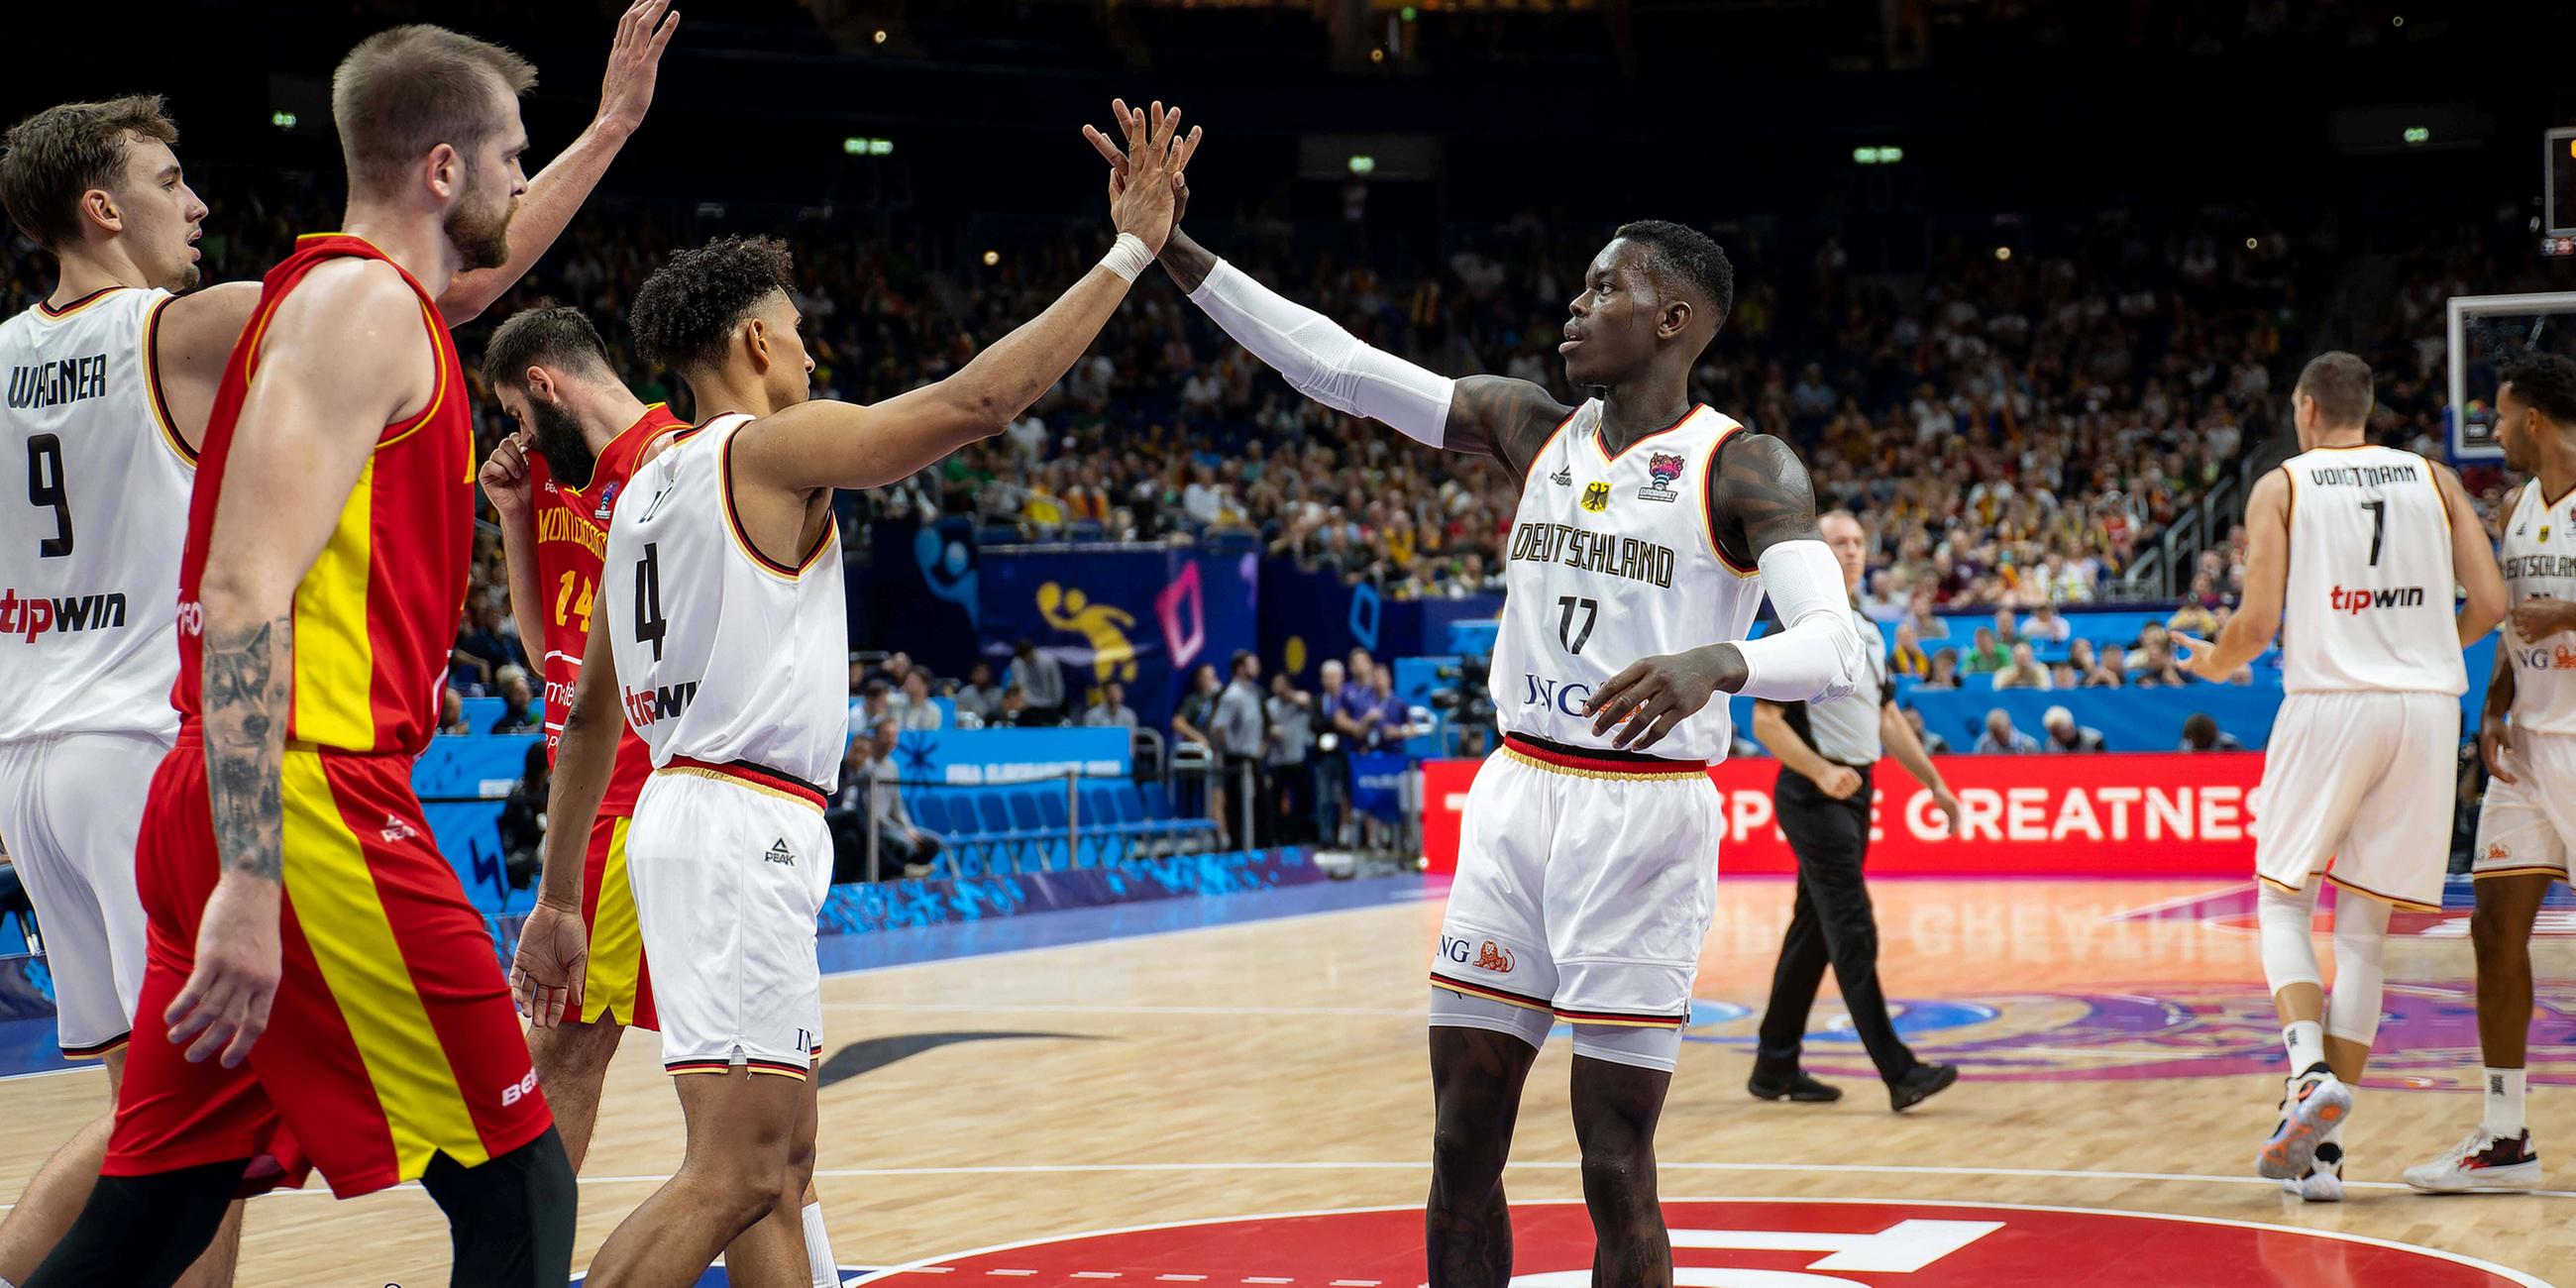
[331, 25, 534, 194]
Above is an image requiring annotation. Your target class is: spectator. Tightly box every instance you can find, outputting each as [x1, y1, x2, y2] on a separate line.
[850, 679, 895, 739]
[438, 688, 472, 737]
[2083, 644, 2128, 688]
[488, 667, 542, 734]
[2019, 602, 2072, 644]
[1905, 590, 1951, 640]
[1973, 708, 2040, 754]
[1920, 648, 1963, 691]
[2131, 636, 2188, 687]
[2179, 711, 2245, 752]
[834, 720, 939, 881]
[1992, 641, 2055, 691]
[1173, 662, 1225, 823]
[1264, 673, 1317, 844]
[895, 670, 943, 731]
[2169, 590, 2221, 640]
[994, 684, 1032, 726]
[1314, 659, 1354, 846]
[497, 741, 548, 891]
[450, 586, 523, 695]
[1890, 621, 1931, 679]
[1359, 663, 1411, 751]
[1010, 638, 1067, 724]
[1082, 680, 1137, 729]
[2051, 638, 2097, 689]
[2041, 705, 2106, 752]
[1213, 651, 1268, 844]
[1903, 705, 1952, 754]
[953, 661, 1005, 725]
[1990, 607, 2017, 648]
[1962, 627, 2010, 675]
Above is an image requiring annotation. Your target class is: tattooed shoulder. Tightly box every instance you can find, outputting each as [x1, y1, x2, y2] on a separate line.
[1710, 432, 1823, 566]
[1446, 376, 1571, 482]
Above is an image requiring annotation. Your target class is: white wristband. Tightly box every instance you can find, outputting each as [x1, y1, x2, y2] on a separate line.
[1101, 233, 1153, 283]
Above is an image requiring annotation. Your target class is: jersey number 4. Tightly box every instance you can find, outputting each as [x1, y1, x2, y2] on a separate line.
[633, 542, 669, 662]
[24, 434, 71, 557]
[1556, 595, 1599, 655]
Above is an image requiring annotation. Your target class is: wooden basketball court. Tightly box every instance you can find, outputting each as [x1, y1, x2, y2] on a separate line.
[2, 874, 2568, 1284]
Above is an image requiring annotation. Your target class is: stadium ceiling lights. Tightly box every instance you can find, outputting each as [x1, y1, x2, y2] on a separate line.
[1852, 146, 1904, 164]
[843, 137, 894, 157]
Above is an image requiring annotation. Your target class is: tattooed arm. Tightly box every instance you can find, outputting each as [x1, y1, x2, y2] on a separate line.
[1586, 434, 1863, 749]
[164, 261, 434, 1068]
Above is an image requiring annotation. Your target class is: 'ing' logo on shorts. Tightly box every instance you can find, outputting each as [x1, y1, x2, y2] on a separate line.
[1474, 940, 1515, 973]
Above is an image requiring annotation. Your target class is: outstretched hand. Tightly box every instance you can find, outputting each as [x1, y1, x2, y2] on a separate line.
[1083, 99, 1202, 249]
[595, 0, 682, 138]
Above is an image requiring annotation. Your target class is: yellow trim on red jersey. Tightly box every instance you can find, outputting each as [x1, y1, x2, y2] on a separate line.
[290, 459, 381, 752]
[582, 815, 648, 1025]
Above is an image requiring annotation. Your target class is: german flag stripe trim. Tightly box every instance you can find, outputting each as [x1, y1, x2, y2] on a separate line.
[59, 1031, 130, 1059]
[747, 1059, 811, 1080]
[666, 1060, 736, 1076]
[1501, 735, 1704, 778]
[661, 756, 829, 809]
[1432, 972, 1555, 1014]
[1552, 1006, 1690, 1029]
[2321, 872, 2443, 913]
[2473, 865, 2568, 882]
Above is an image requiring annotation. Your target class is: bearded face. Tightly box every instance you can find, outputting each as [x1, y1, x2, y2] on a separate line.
[444, 168, 517, 272]
[524, 392, 596, 488]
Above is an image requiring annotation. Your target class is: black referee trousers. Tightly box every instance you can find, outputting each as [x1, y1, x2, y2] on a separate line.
[1755, 762, 1919, 1082]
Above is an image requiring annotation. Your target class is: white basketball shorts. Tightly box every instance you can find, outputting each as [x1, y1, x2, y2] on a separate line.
[2253, 690, 2459, 912]
[628, 761, 832, 1078]
[1430, 735, 1723, 1029]
[0, 729, 166, 1057]
[2472, 729, 2576, 883]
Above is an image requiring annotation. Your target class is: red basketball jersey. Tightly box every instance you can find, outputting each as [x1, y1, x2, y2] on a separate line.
[525, 402, 682, 812]
[172, 233, 473, 757]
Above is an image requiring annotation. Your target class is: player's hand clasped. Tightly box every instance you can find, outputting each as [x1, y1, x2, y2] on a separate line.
[510, 897, 590, 1028]
[2510, 596, 2576, 644]
[1584, 645, 1743, 752]
[478, 429, 538, 526]
[1084, 98, 1203, 252]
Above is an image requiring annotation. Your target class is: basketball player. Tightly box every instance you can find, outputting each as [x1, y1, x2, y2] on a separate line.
[0, 9, 671, 1280]
[2176, 351, 2505, 1204]
[515, 102, 1193, 1284]
[474, 305, 842, 1283]
[2405, 353, 2576, 1194]
[22, 19, 683, 1283]
[1087, 108, 1865, 1284]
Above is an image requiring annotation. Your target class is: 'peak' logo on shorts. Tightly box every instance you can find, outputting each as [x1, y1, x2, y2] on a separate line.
[2328, 585, 2425, 614]
[764, 837, 796, 866]
[1474, 940, 1515, 973]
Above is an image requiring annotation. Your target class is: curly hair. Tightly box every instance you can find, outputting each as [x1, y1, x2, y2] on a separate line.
[629, 235, 798, 375]
[1611, 219, 1734, 332]
[2503, 353, 2576, 427]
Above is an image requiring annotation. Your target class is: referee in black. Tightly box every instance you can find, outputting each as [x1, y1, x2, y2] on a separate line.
[1747, 510, 1964, 1112]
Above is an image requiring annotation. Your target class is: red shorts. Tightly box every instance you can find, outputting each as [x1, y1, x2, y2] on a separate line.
[105, 733, 554, 1198]
[562, 809, 656, 1028]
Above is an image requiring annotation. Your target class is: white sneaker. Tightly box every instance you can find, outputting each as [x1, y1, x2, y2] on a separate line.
[2403, 1128, 2542, 1194]
[2257, 1067, 2352, 1181]
[2282, 1140, 2344, 1202]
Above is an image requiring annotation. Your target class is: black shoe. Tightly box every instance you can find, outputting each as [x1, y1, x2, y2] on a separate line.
[1888, 1061, 1958, 1112]
[1748, 1066, 1843, 1103]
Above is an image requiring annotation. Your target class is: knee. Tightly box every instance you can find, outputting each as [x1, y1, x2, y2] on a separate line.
[1431, 1117, 1502, 1182]
[2470, 908, 2524, 970]
[1578, 1137, 1653, 1202]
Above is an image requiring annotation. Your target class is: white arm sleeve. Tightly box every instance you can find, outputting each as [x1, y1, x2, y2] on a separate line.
[1187, 258, 1456, 447]
[1733, 539, 1866, 703]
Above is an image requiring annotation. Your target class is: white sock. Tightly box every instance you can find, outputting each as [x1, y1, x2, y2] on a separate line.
[805, 1200, 838, 1288]
[2282, 1020, 2326, 1076]
[2486, 1067, 2528, 1138]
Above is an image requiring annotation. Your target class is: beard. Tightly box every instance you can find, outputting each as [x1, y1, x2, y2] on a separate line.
[527, 395, 597, 488]
[166, 261, 201, 292]
[445, 185, 516, 271]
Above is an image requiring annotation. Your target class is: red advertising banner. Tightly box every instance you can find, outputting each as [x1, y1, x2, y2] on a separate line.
[1420, 752, 2268, 878]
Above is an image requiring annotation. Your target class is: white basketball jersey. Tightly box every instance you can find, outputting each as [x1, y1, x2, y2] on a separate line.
[2499, 480, 2576, 736]
[1488, 400, 1765, 762]
[599, 413, 848, 791]
[0, 287, 190, 743]
[2279, 444, 2465, 697]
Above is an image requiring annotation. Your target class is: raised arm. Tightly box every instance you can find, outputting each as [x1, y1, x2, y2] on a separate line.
[438, 0, 677, 324]
[1583, 434, 1864, 750]
[167, 262, 432, 1067]
[476, 430, 550, 690]
[1087, 112, 1570, 481]
[513, 619, 617, 1026]
[2438, 462, 2508, 646]
[734, 104, 1188, 492]
[2178, 468, 2289, 680]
